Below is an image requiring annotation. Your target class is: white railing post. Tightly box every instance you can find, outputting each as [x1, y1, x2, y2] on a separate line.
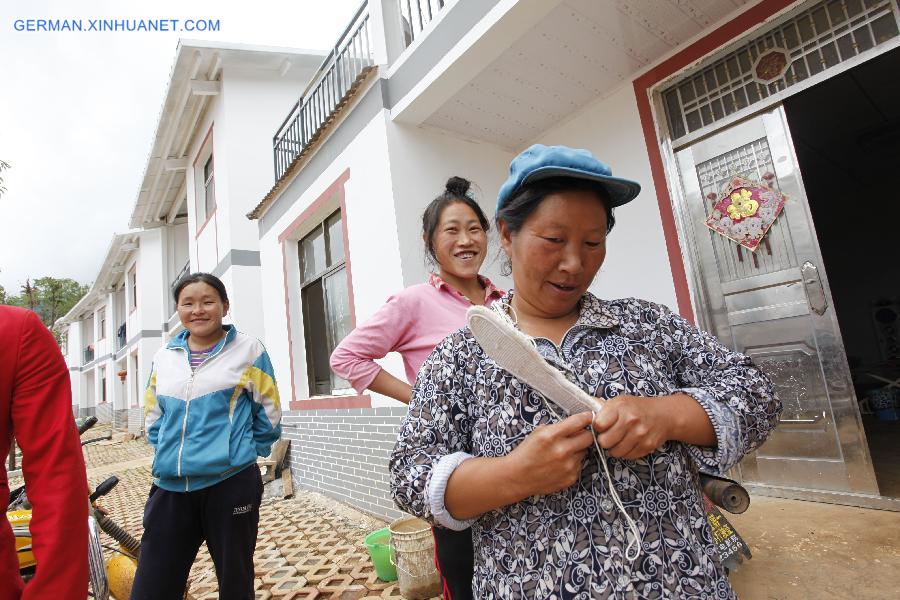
[368, 0, 406, 66]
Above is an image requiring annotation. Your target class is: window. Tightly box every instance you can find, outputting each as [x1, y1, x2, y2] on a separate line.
[299, 210, 352, 395]
[128, 267, 137, 312]
[203, 155, 216, 221]
[98, 307, 106, 340]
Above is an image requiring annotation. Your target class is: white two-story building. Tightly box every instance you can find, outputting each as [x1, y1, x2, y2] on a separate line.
[250, 0, 900, 520]
[59, 40, 325, 431]
[57, 229, 170, 432]
[128, 40, 325, 344]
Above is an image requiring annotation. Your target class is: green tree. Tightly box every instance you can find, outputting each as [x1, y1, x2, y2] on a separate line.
[3, 277, 89, 342]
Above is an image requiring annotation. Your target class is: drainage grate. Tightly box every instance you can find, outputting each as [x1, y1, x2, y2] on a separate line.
[662, 0, 900, 142]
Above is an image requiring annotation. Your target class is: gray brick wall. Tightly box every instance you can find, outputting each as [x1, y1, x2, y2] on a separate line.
[95, 403, 112, 423]
[282, 407, 410, 522]
[113, 409, 129, 430]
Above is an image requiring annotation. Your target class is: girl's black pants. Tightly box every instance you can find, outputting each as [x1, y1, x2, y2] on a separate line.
[131, 464, 263, 600]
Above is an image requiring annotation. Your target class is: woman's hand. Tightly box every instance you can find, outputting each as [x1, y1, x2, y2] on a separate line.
[503, 412, 596, 498]
[444, 412, 595, 520]
[592, 393, 716, 460]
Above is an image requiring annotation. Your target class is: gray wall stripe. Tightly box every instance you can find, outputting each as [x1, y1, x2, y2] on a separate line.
[211, 249, 262, 277]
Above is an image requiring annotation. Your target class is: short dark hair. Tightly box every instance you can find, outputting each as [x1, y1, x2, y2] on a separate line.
[422, 176, 491, 264]
[173, 272, 229, 305]
[495, 176, 616, 236]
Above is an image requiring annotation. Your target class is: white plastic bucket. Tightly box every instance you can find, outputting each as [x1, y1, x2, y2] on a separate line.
[389, 516, 442, 599]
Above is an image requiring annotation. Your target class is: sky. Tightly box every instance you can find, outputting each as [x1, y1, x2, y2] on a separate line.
[0, 0, 361, 292]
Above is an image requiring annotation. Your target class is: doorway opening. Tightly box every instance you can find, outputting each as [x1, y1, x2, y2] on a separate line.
[784, 45, 900, 498]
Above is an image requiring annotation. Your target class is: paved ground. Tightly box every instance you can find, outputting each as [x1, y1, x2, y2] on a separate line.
[11, 426, 425, 599]
[9, 425, 900, 599]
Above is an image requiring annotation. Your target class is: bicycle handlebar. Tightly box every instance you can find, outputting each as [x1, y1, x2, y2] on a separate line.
[89, 476, 119, 503]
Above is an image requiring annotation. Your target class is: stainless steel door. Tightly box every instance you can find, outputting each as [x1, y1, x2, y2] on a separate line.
[674, 107, 879, 495]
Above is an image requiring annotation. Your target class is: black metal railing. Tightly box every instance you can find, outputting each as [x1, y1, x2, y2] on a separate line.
[399, 0, 446, 47]
[171, 260, 190, 290]
[169, 260, 190, 315]
[273, 3, 374, 181]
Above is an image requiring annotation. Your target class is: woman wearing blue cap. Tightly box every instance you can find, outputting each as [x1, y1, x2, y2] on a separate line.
[390, 145, 780, 598]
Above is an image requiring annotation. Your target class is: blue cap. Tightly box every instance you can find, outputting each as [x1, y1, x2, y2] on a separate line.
[496, 144, 641, 212]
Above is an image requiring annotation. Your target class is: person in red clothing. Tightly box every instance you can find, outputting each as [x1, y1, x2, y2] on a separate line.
[0, 305, 89, 600]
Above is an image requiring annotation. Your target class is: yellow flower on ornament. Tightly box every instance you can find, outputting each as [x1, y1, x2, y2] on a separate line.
[726, 188, 759, 220]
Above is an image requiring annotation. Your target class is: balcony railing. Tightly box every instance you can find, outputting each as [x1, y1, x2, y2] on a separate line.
[399, 0, 446, 46]
[171, 260, 190, 290]
[273, 2, 374, 181]
[169, 259, 190, 314]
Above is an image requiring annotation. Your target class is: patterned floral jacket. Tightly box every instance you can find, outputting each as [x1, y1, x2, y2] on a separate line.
[389, 292, 780, 599]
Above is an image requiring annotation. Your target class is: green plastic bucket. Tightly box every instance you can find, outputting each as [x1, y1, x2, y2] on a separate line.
[364, 527, 397, 582]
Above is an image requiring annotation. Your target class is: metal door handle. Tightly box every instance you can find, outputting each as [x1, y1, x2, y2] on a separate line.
[801, 261, 828, 315]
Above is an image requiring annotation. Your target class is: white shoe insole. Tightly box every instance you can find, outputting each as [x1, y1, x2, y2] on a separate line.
[466, 304, 641, 562]
[467, 305, 603, 415]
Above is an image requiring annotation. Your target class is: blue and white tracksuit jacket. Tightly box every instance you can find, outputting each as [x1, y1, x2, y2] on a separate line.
[144, 325, 281, 492]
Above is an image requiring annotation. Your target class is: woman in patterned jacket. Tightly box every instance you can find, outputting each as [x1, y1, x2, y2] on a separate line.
[390, 145, 780, 599]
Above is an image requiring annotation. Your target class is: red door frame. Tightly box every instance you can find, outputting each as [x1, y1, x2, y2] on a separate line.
[633, 0, 799, 323]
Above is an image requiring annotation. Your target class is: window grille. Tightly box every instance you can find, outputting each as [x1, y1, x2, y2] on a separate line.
[663, 0, 900, 142]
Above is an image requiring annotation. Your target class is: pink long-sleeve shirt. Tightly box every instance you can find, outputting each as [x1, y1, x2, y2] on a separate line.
[330, 274, 505, 394]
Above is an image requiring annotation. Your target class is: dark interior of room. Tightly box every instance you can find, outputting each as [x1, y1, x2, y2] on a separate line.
[785, 45, 900, 497]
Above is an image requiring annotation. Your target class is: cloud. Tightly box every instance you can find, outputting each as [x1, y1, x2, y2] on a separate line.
[0, 0, 360, 290]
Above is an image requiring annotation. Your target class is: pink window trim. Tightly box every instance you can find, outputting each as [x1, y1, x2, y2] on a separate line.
[278, 168, 357, 408]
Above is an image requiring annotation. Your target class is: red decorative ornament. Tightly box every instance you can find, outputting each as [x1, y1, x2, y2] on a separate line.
[752, 48, 791, 84]
[704, 175, 787, 252]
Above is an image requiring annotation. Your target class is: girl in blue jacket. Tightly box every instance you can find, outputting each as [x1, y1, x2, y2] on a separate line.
[132, 272, 281, 600]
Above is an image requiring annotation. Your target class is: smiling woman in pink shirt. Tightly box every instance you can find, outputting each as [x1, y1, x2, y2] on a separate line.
[330, 176, 503, 600]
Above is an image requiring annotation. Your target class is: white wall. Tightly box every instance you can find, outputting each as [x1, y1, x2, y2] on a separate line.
[182, 65, 316, 342]
[220, 66, 315, 251]
[186, 97, 225, 274]
[384, 122, 515, 290]
[258, 111, 406, 407]
[135, 229, 166, 332]
[66, 321, 82, 409]
[530, 84, 679, 311]
[221, 264, 266, 342]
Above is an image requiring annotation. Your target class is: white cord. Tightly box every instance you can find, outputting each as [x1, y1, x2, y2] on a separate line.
[497, 300, 641, 561]
[542, 401, 642, 563]
[591, 410, 641, 563]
